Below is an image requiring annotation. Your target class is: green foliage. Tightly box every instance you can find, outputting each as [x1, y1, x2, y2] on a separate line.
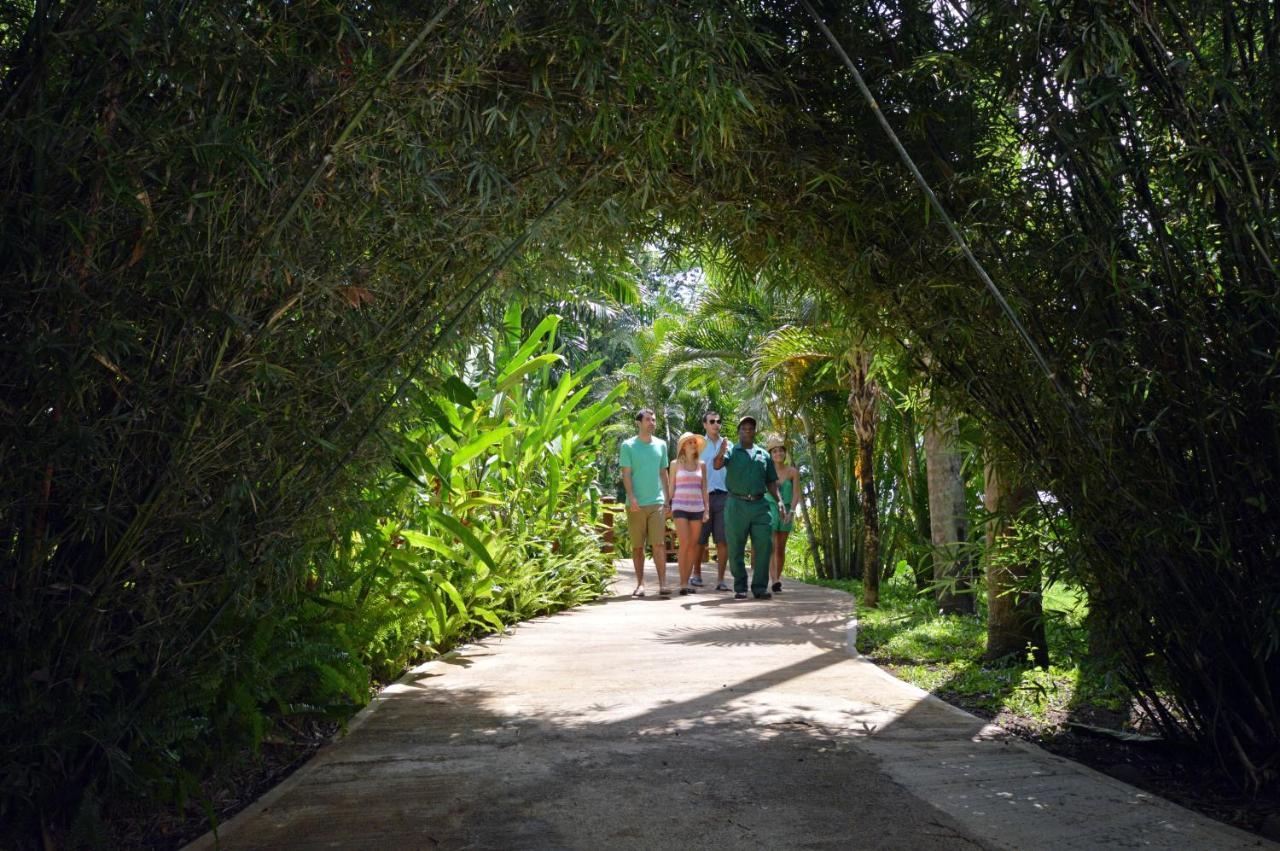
[4, 0, 1278, 831]
[0, 0, 773, 831]
[325, 312, 622, 682]
[806, 565, 1129, 728]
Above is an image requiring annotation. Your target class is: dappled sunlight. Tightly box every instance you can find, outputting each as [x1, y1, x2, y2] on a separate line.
[653, 612, 849, 650]
[364, 658, 920, 748]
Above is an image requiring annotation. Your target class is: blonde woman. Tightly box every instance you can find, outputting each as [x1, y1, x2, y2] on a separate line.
[666, 432, 711, 595]
[765, 435, 802, 593]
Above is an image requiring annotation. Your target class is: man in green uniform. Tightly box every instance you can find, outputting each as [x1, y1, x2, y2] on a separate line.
[713, 415, 781, 599]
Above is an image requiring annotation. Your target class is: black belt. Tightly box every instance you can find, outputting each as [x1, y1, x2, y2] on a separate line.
[730, 492, 764, 501]
[710, 489, 728, 494]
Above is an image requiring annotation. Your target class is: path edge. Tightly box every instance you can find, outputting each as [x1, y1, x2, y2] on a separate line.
[181, 643, 474, 850]
[835, 584, 1273, 849]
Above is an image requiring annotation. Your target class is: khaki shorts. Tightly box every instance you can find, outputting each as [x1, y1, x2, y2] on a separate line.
[627, 503, 666, 550]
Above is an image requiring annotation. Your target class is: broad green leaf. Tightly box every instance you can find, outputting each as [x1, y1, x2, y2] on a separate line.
[407, 574, 447, 636]
[455, 495, 504, 511]
[399, 529, 458, 561]
[497, 314, 560, 382]
[437, 578, 468, 616]
[502, 302, 523, 351]
[425, 508, 497, 572]
[496, 353, 561, 393]
[420, 395, 463, 439]
[452, 426, 515, 467]
[545, 456, 561, 519]
[441, 375, 477, 408]
[470, 605, 506, 631]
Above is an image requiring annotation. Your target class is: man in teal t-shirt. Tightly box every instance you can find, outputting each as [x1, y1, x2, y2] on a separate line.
[620, 408, 670, 596]
[713, 414, 780, 599]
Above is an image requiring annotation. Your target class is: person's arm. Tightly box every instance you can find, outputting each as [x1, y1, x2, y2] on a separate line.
[700, 461, 710, 520]
[782, 468, 800, 522]
[621, 467, 639, 511]
[660, 466, 671, 513]
[620, 442, 639, 511]
[713, 438, 730, 470]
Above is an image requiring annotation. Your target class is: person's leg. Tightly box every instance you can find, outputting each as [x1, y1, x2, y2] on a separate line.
[648, 505, 668, 592]
[628, 508, 647, 593]
[724, 499, 748, 594]
[693, 543, 706, 582]
[679, 518, 702, 589]
[711, 492, 730, 588]
[773, 532, 789, 590]
[770, 531, 782, 584]
[749, 502, 773, 597]
[674, 517, 692, 588]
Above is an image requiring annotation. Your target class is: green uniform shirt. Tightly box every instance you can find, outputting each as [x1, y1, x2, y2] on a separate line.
[723, 443, 777, 496]
[620, 435, 668, 506]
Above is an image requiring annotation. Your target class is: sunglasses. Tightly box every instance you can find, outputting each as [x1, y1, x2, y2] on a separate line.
[705, 418, 721, 424]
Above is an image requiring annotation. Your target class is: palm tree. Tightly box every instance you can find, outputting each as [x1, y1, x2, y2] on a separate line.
[615, 313, 685, 450]
[758, 325, 887, 599]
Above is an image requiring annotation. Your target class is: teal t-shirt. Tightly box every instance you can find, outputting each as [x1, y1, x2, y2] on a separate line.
[620, 435, 668, 506]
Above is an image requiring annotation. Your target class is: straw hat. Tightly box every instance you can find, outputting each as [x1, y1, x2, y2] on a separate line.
[765, 434, 788, 452]
[676, 431, 706, 456]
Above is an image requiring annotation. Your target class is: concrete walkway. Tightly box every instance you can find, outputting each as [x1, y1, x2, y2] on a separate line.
[190, 563, 1270, 850]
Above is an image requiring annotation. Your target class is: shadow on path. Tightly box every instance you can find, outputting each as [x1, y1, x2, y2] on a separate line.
[190, 564, 1267, 850]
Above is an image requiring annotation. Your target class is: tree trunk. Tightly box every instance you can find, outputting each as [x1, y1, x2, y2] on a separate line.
[848, 350, 880, 607]
[902, 408, 933, 591]
[858, 434, 879, 606]
[924, 411, 973, 614]
[800, 486, 822, 579]
[805, 420, 835, 579]
[832, 438, 853, 579]
[982, 458, 1048, 667]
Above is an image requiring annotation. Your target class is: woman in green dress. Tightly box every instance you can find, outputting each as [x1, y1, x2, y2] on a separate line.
[765, 435, 802, 593]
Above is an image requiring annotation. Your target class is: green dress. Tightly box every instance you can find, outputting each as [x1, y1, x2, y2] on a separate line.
[767, 476, 795, 533]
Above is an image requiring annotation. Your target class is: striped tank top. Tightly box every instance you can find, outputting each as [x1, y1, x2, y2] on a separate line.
[672, 466, 705, 512]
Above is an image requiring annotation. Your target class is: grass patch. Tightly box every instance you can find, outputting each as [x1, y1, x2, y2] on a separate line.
[792, 559, 1131, 732]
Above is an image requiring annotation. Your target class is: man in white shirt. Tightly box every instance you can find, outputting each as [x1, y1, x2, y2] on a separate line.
[692, 410, 731, 591]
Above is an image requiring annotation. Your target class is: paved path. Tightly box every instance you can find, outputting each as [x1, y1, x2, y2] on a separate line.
[190, 563, 1269, 850]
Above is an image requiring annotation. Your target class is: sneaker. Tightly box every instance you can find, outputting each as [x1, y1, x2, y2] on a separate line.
[772, 582, 782, 593]
[734, 591, 748, 599]
[753, 592, 773, 600]
[689, 576, 704, 587]
[715, 582, 730, 591]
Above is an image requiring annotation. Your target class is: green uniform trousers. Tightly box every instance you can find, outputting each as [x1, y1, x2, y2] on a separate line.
[725, 496, 773, 596]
